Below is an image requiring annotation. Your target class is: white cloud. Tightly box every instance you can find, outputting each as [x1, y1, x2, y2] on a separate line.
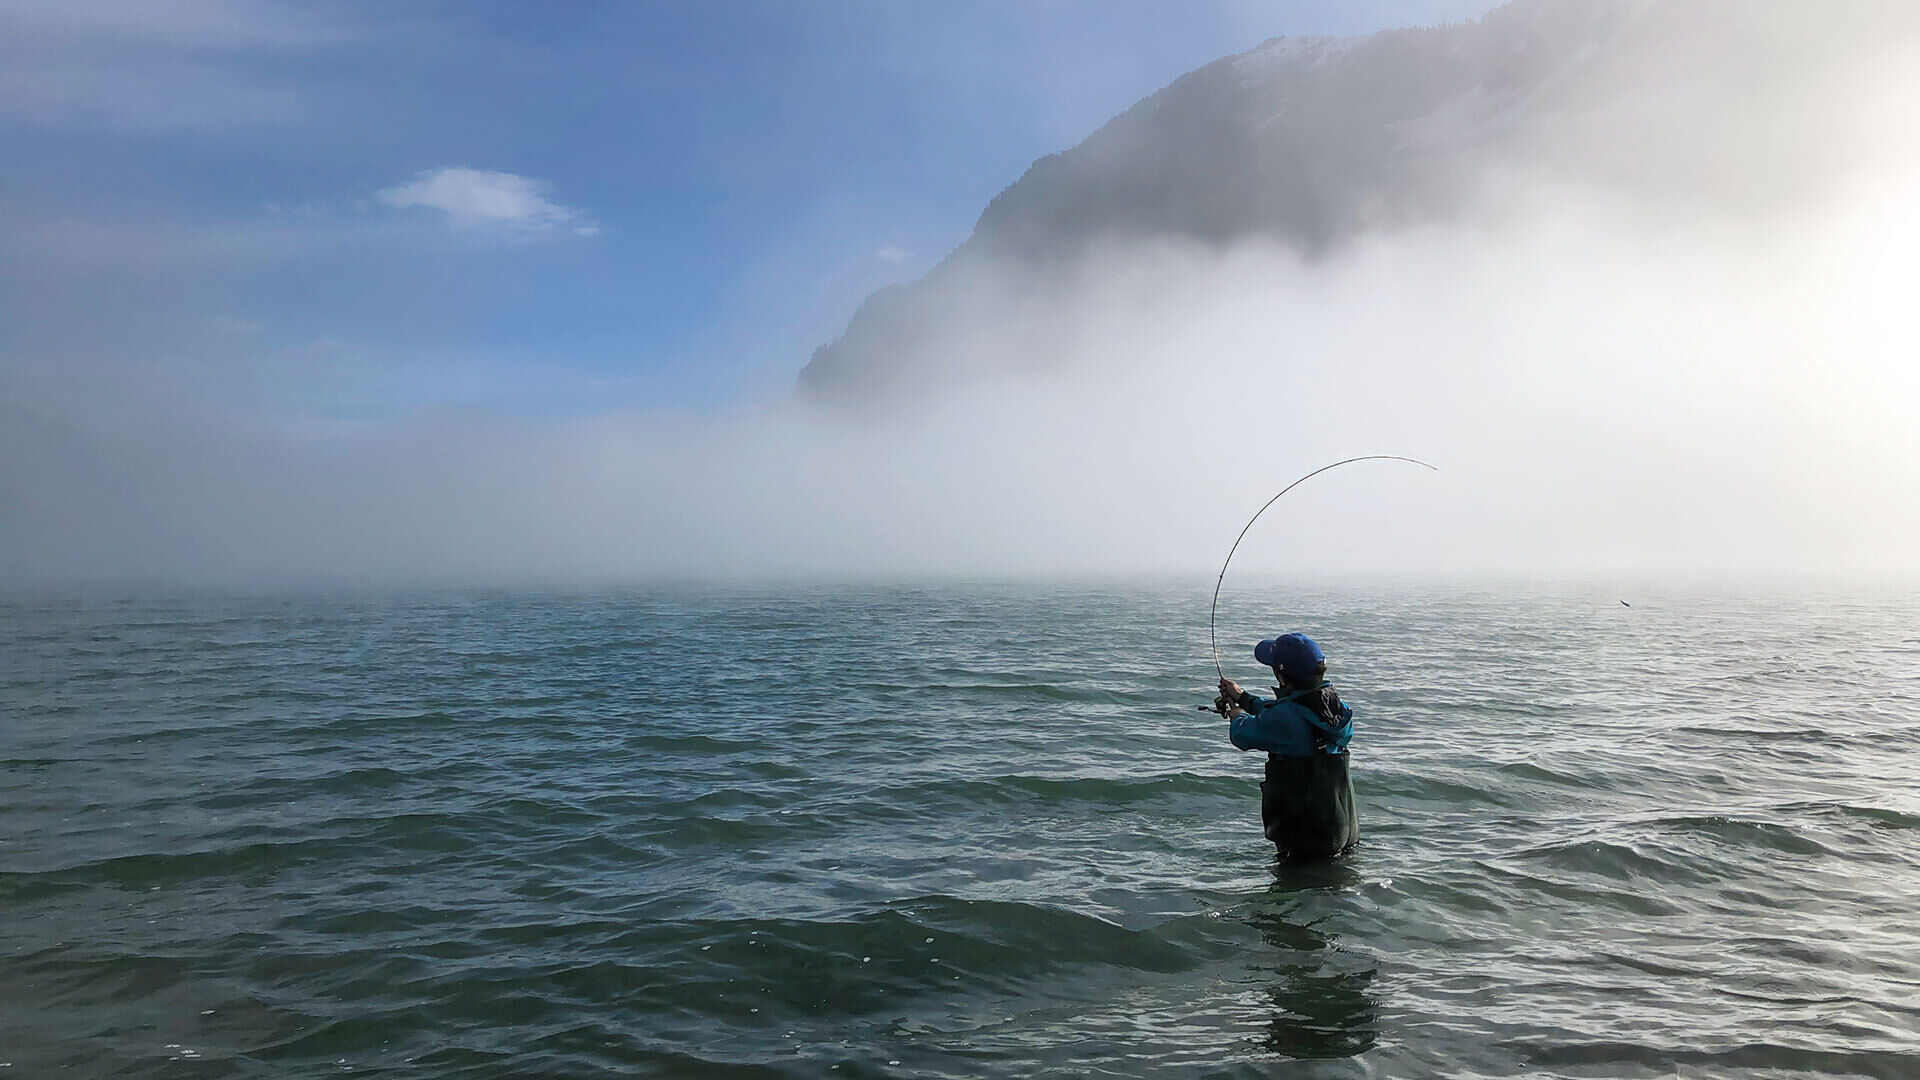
[876, 245, 913, 263]
[377, 167, 599, 237]
[0, 0, 340, 48]
[0, 0, 352, 132]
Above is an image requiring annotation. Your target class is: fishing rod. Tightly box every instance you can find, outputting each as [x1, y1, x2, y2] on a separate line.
[1206, 455, 1438, 693]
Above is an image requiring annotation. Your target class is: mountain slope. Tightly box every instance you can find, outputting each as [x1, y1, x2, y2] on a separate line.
[799, 0, 1920, 400]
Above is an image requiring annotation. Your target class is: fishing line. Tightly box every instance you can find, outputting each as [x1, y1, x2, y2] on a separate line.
[1209, 455, 1438, 679]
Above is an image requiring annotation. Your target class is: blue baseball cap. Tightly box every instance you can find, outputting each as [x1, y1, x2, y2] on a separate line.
[1254, 632, 1324, 675]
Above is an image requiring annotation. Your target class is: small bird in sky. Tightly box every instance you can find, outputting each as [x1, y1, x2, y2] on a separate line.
[1620, 600, 1631, 607]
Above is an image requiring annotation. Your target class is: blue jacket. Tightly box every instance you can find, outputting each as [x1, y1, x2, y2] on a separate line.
[1228, 682, 1353, 757]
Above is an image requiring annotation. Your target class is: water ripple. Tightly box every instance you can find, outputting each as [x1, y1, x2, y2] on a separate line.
[4, 583, 1920, 1077]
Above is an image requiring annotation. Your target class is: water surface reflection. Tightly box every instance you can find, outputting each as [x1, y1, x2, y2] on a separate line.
[1244, 859, 1377, 1059]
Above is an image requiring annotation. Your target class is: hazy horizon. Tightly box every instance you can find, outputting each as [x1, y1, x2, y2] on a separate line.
[6, 0, 1920, 588]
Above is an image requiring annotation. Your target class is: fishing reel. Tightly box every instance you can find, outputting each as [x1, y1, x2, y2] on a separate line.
[1199, 694, 1237, 718]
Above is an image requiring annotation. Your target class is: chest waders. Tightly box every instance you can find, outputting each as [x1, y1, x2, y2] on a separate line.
[1261, 752, 1358, 859]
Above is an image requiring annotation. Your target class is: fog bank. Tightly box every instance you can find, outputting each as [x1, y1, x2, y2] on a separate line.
[8, 170, 1920, 586]
[6, 2, 1920, 587]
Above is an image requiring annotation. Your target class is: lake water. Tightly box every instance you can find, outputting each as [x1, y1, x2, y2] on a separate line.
[4, 583, 1919, 1078]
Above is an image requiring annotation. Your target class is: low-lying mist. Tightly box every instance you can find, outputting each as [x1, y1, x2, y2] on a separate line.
[6, 24, 1920, 588]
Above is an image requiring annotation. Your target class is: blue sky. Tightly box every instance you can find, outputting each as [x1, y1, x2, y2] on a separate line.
[2, 0, 1494, 423]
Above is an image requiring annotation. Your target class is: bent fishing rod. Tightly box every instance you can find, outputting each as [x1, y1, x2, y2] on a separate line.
[1206, 455, 1438, 698]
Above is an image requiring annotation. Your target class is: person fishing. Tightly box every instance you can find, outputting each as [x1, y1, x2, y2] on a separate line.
[1201, 456, 1431, 856]
[1215, 631, 1359, 859]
